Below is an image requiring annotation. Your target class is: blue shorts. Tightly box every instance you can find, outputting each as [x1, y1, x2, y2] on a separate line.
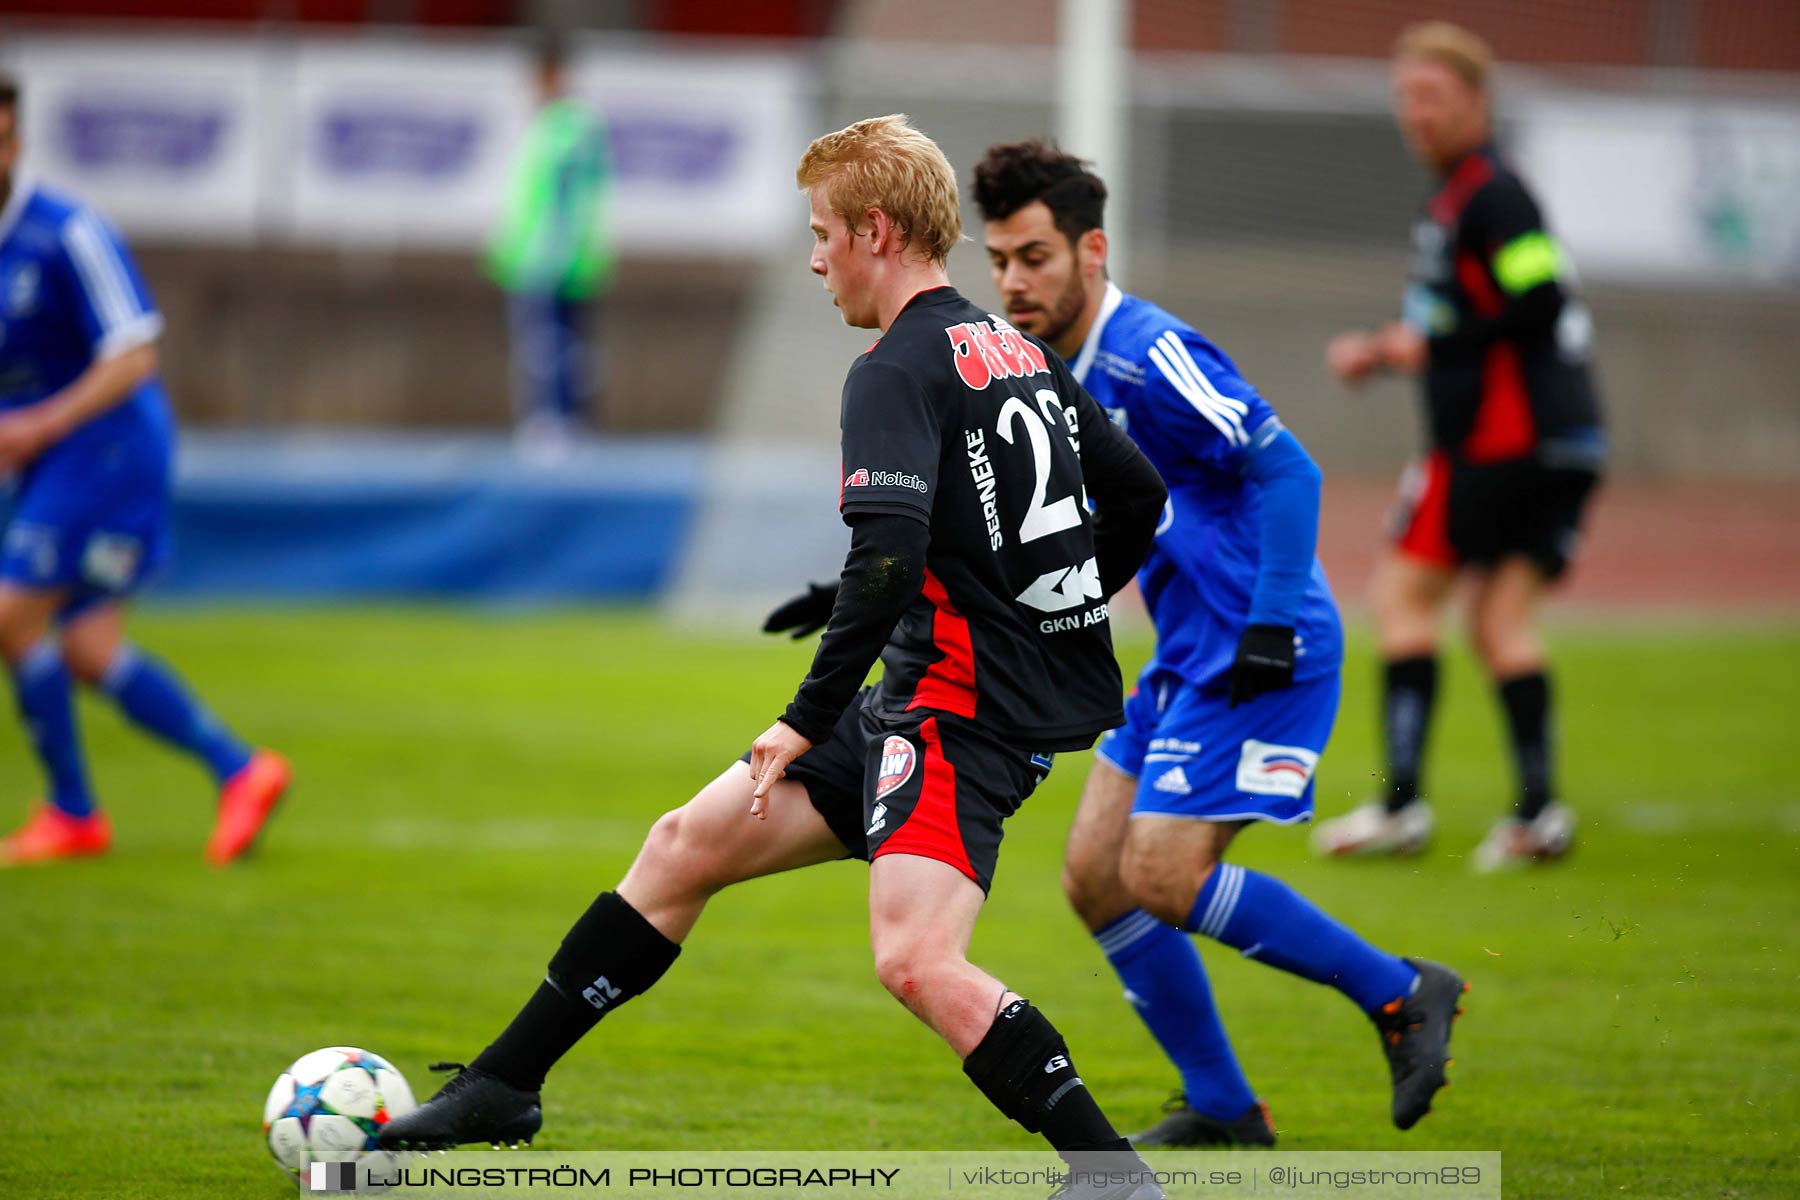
[1, 437, 172, 619]
[1096, 667, 1340, 825]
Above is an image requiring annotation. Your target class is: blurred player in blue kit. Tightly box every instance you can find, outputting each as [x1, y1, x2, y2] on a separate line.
[0, 77, 288, 866]
[974, 141, 1465, 1144]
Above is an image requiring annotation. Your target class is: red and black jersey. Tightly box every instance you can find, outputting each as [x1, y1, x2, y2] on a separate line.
[1405, 144, 1605, 466]
[787, 286, 1165, 754]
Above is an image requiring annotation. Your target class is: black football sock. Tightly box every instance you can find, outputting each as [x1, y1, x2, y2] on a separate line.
[1382, 655, 1439, 813]
[472, 891, 680, 1092]
[962, 999, 1131, 1158]
[1498, 671, 1554, 821]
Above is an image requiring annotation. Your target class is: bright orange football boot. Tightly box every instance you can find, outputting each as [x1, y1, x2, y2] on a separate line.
[1, 804, 112, 866]
[206, 750, 292, 867]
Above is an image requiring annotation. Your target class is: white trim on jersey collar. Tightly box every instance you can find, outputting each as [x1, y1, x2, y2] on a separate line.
[0, 170, 36, 248]
[1070, 281, 1123, 385]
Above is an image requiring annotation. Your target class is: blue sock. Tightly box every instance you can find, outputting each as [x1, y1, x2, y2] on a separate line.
[10, 640, 96, 818]
[1185, 863, 1419, 1013]
[100, 647, 252, 785]
[1095, 909, 1255, 1120]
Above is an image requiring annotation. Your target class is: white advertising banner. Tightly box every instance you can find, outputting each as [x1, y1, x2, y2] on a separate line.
[284, 41, 531, 246]
[1513, 95, 1800, 285]
[4, 37, 265, 240]
[3, 35, 814, 255]
[571, 48, 814, 254]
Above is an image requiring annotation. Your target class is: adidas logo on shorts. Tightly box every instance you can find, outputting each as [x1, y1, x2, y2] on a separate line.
[1153, 765, 1192, 795]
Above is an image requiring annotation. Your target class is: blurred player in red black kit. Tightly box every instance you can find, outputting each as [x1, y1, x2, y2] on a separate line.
[384, 115, 1170, 1200]
[1319, 23, 1605, 871]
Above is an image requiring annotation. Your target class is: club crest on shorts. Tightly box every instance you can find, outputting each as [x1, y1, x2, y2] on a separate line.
[875, 735, 917, 799]
[81, 532, 143, 591]
[1235, 739, 1319, 798]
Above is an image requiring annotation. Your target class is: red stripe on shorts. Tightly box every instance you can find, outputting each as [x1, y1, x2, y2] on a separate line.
[871, 716, 976, 883]
[1395, 450, 1457, 569]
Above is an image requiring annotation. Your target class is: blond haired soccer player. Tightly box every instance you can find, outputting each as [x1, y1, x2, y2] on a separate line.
[383, 116, 1169, 1196]
[1318, 23, 1605, 870]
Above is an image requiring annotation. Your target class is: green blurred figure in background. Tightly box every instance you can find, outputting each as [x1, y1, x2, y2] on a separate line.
[491, 41, 615, 455]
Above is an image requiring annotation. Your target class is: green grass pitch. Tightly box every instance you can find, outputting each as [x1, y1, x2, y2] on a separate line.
[0, 609, 1795, 1199]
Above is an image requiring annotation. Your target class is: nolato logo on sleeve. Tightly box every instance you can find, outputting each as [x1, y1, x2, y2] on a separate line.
[843, 468, 927, 493]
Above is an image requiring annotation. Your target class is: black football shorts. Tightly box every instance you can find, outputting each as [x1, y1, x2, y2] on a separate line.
[744, 687, 1053, 894]
[1447, 459, 1599, 581]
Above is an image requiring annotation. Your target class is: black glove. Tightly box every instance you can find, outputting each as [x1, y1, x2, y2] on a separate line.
[762, 581, 839, 639]
[1228, 624, 1296, 708]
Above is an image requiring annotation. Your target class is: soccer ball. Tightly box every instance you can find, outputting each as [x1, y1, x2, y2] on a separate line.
[264, 1046, 416, 1188]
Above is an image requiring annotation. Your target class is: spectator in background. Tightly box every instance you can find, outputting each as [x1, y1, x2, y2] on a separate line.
[490, 42, 615, 456]
[1315, 22, 1606, 872]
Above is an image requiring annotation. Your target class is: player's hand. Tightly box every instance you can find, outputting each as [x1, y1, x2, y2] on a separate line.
[748, 720, 813, 819]
[1374, 322, 1427, 374]
[762, 582, 839, 639]
[0, 408, 58, 472]
[1228, 624, 1297, 708]
[1325, 332, 1381, 385]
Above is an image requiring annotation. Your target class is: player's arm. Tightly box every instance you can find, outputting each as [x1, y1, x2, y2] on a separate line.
[0, 342, 159, 471]
[1328, 320, 1422, 384]
[750, 360, 939, 808]
[1230, 419, 1322, 706]
[1068, 381, 1167, 597]
[1432, 176, 1568, 353]
[753, 514, 928, 812]
[780, 511, 929, 746]
[0, 214, 164, 471]
[1140, 329, 1313, 704]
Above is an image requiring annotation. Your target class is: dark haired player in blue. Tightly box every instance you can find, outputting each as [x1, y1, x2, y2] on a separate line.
[972, 141, 1465, 1145]
[0, 78, 288, 866]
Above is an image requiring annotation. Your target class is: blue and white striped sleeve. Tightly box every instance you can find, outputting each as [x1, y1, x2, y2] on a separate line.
[1141, 327, 1277, 474]
[59, 208, 164, 359]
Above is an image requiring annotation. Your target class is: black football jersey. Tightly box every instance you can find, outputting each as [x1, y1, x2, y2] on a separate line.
[1406, 144, 1604, 464]
[837, 287, 1141, 751]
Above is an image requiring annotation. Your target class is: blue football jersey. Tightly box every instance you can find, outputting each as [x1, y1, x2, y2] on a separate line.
[0, 175, 174, 473]
[1068, 283, 1342, 687]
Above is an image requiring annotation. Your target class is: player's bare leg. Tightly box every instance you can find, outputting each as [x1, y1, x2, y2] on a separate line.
[869, 851, 1017, 1053]
[380, 762, 845, 1149]
[1072, 760, 1261, 1145]
[1469, 555, 1547, 679]
[1092, 812, 1271, 1146]
[1117, 817, 1241, 928]
[1062, 757, 1139, 933]
[621, 761, 848, 941]
[1372, 550, 1455, 662]
[59, 599, 289, 866]
[52, 598, 125, 684]
[871, 851, 1159, 1197]
[1314, 551, 1454, 857]
[1123, 815, 1460, 1129]
[0, 583, 113, 865]
[1469, 557, 1574, 870]
[0, 584, 65, 676]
